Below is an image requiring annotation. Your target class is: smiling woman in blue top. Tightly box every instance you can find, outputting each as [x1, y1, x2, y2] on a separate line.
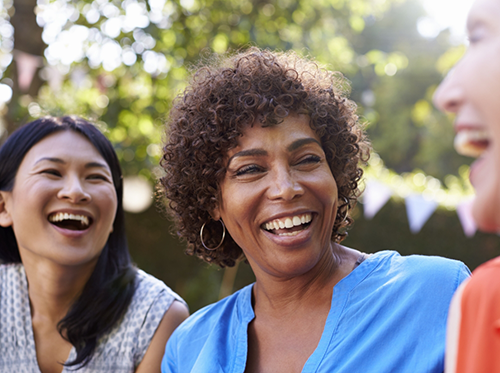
[160, 48, 470, 373]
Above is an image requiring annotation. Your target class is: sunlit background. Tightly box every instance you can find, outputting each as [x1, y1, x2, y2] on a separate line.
[420, 0, 474, 40]
[0, 0, 494, 310]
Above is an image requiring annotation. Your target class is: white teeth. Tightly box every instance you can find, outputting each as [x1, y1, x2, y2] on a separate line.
[454, 130, 490, 158]
[264, 213, 312, 232]
[49, 212, 89, 226]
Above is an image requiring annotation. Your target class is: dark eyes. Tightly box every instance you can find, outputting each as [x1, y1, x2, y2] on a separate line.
[87, 174, 110, 181]
[41, 169, 61, 177]
[40, 169, 109, 181]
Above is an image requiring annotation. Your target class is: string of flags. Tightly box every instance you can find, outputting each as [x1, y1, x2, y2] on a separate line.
[361, 153, 477, 237]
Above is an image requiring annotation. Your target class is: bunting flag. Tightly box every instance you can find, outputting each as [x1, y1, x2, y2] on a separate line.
[404, 194, 438, 234]
[14, 50, 44, 92]
[362, 180, 393, 219]
[456, 198, 477, 238]
[362, 154, 476, 236]
[44, 66, 63, 91]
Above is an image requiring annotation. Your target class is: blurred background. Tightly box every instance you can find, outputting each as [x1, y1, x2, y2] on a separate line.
[1, 0, 497, 312]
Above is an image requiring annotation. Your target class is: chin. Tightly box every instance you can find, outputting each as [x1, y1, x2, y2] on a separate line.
[472, 195, 500, 233]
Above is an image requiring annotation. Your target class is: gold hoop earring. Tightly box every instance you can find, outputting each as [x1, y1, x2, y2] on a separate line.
[339, 196, 350, 224]
[200, 219, 226, 251]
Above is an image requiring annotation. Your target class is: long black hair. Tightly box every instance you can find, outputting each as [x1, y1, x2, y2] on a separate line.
[0, 116, 137, 368]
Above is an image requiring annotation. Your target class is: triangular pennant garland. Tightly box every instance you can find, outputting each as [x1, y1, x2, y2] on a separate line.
[362, 180, 393, 219]
[405, 194, 438, 234]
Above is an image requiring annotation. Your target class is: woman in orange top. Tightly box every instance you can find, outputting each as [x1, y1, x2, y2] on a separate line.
[434, 0, 500, 371]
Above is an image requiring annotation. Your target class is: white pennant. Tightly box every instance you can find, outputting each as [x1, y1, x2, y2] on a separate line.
[44, 66, 63, 92]
[362, 180, 393, 219]
[456, 197, 477, 237]
[405, 194, 438, 234]
[14, 50, 43, 92]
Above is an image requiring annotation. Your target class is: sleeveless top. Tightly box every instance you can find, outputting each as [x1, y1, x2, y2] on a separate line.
[0, 263, 185, 373]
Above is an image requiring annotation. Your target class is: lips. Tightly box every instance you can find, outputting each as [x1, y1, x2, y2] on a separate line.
[454, 128, 490, 158]
[262, 213, 312, 236]
[48, 212, 92, 231]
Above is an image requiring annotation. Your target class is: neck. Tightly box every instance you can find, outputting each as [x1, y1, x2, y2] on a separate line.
[21, 256, 97, 325]
[251, 244, 360, 316]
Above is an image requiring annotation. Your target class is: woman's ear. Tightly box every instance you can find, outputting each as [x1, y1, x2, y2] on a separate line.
[0, 191, 13, 227]
[211, 206, 221, 222]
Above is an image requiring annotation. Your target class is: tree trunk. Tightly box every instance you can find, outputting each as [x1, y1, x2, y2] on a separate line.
[2, 0, 46, 142]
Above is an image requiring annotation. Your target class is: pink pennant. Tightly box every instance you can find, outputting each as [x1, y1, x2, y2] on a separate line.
[456, 198, 477, 237]
[14, 50, 43, 92]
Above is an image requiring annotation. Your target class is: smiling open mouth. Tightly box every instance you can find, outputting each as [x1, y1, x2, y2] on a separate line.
[455, 129, 490, 158]
[262, 213, 312, 236]
[48, 212, 92, 231]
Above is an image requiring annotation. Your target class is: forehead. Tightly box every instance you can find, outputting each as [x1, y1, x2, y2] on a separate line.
[468, 0, 500, 25]
[22, 130, 105, 165]
[232, 115, 320, 151]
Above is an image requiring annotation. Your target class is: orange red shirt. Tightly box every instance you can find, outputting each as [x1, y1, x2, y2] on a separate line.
[446, 256, 500, 373]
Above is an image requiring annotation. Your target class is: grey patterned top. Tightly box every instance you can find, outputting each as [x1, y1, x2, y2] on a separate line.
[0, 263, 185, 373]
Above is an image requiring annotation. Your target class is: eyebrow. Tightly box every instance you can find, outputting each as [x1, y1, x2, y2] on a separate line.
[287, 138, 321, 152]
[35, 157, 109, 169]
[227, 137, 321, 166]
[227, 149, 267, 166]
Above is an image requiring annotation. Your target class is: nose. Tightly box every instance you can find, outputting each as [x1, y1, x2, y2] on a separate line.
[433, 68, 463, 114]
[267, 167, 304, 201]
[57, 175, 91, 203]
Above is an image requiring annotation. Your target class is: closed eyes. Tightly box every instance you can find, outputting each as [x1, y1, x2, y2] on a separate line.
[235, 164, 264, 176]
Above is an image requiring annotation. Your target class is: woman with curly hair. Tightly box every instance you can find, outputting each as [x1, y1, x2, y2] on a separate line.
[160, 48, 469, 373]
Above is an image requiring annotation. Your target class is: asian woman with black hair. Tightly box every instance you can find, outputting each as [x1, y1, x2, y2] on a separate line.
[0, 116, 188, 373]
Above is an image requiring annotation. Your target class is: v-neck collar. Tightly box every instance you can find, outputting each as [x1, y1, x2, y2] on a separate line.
[230, 252, 384, 373]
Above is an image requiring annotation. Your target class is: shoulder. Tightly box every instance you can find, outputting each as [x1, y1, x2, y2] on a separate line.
[461, 256, 500, 305]
[358, 251, 470, 304]
[169, 284, 251, 344]
[0, 263, 24, 287]
[163, 285, 253, 372]
[0, 262, 23, 274]
[94, 270, 187, 367]
[133, 269, 185, 308]
[370, 250, 470, 284]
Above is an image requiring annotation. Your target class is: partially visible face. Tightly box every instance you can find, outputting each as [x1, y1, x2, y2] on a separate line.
[213, 115, 339, 280]
[433, 0, 500, 232]
[0, 131, 118, 268]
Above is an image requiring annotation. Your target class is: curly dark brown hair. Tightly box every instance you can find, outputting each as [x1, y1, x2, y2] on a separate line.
[161, 48, 370, 268]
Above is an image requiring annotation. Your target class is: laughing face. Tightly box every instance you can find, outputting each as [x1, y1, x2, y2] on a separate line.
[0, 130, 117, 267]
[433, 0, 500, 232]
[212, 115, 339, 279]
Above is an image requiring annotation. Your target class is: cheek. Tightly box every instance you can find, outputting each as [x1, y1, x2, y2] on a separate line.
[471, 156, 500, 232]
[465, 50, 500, 122]
[98, 188, 118, 224]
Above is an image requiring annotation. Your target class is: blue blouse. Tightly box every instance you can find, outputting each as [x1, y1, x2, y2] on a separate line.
[162, 251, 470, 373]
